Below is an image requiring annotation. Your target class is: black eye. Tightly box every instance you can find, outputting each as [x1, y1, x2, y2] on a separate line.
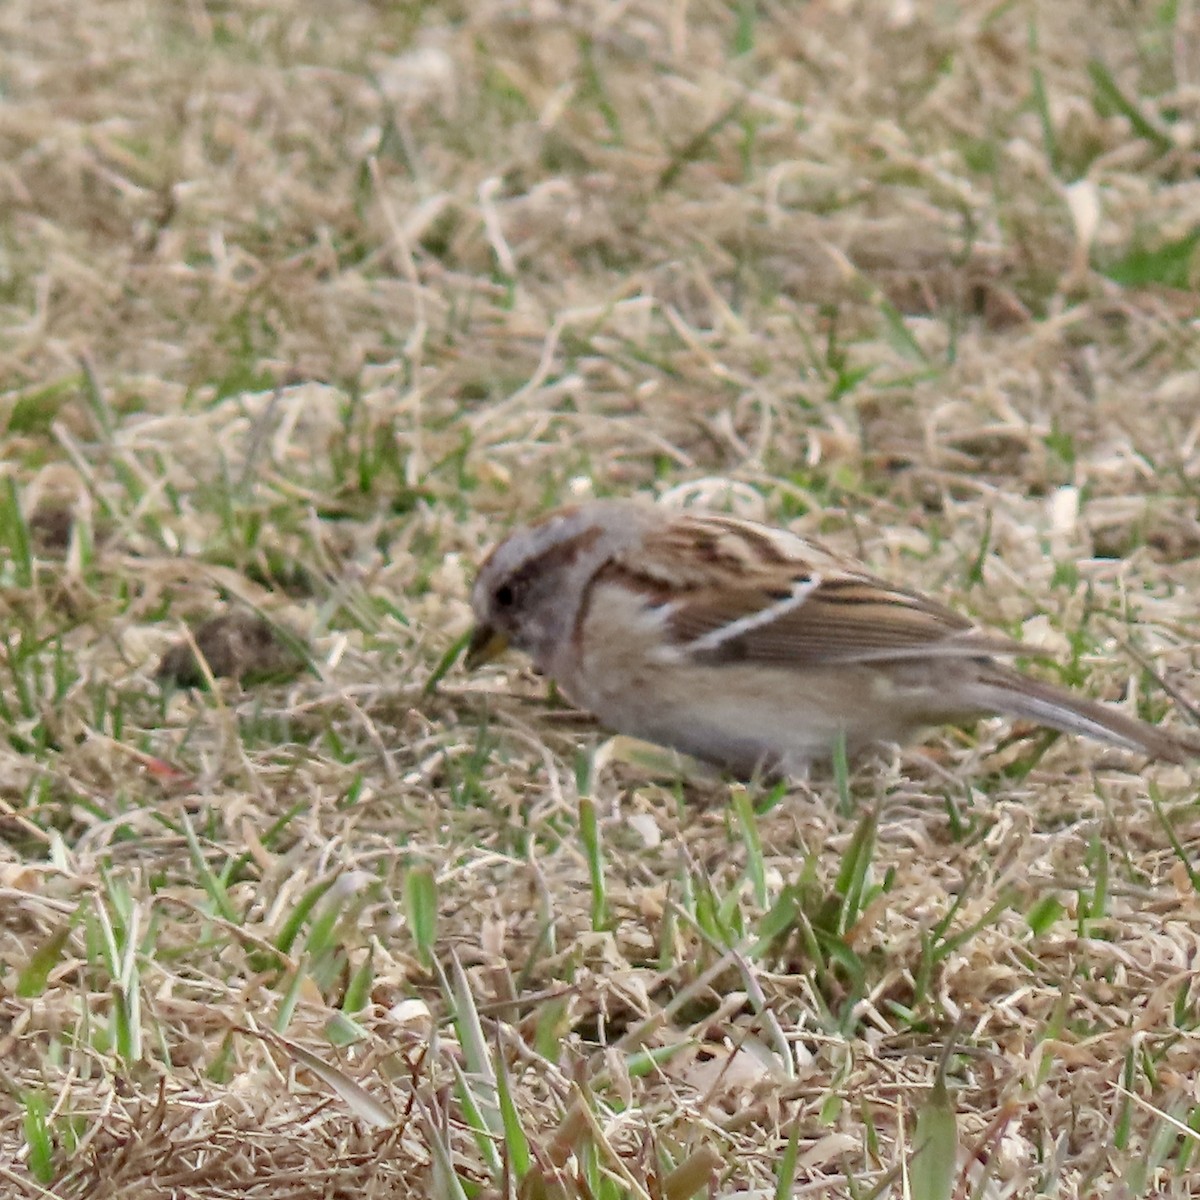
[494, 583, 516, 608]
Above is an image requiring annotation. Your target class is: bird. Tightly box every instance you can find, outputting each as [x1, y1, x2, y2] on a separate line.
[466, 498, 1196, 777]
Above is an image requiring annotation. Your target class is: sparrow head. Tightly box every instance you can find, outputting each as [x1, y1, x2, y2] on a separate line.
[467, 501, 649, 672]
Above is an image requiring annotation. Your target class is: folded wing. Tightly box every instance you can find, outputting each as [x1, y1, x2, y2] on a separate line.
[617, 514, 1038, 669]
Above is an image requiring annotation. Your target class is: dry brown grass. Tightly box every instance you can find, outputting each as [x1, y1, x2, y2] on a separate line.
[2, 1, 1200, 1196]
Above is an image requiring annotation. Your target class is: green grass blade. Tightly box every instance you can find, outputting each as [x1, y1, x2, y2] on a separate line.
[731, 785, 767, 907]
[274, 877, 337, 955]
[403, 863, 438, 966]
[1087, 59, 1173, 153]
[22, 1090, 55, 1184]
[910, 1075, 957, 1200]
[578, 795, 609, 931]
[495, 1051, 532, 1180]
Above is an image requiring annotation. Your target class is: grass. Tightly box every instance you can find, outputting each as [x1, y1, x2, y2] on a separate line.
[2, 0, 1200, 1196]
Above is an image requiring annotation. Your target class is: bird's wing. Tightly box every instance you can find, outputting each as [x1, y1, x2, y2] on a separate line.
[608, 512, 1039, 668]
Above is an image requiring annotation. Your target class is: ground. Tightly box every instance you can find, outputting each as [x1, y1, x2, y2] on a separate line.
[2, 1, 1200, 1197]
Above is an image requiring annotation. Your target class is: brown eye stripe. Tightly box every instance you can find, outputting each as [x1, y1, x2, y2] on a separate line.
[504, 523, 604, 594]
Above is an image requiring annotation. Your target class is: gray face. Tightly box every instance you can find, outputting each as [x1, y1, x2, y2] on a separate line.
[469, 500, 649, 671]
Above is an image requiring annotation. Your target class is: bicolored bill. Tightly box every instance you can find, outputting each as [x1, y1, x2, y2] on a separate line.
[464, 624, 510, 669]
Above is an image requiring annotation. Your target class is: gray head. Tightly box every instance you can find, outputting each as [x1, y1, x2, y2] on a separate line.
[467, 500, 651, 673]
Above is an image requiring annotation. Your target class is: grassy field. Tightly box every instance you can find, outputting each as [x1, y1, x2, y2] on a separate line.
[2, 1, 1200, 1196]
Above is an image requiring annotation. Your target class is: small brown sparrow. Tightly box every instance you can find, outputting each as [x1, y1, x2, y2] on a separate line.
[467, 499, 1196, 776]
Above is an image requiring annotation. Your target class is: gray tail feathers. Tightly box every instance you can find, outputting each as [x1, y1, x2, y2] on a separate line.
[966, 665, 1198, 763]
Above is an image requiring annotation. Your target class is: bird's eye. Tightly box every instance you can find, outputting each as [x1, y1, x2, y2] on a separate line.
[494, 583, 516, 608]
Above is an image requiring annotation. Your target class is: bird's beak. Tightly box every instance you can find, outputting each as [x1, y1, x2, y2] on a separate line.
[465, 623, 510, 670]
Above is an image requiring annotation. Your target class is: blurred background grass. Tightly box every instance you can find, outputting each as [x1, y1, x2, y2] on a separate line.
[2, 2, 1200, 1196]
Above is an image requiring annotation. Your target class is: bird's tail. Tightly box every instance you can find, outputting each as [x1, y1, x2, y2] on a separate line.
[965, 665, 1198, 763]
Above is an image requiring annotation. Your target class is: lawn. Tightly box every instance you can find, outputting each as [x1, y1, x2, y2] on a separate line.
[2, 1, 1199, 1196]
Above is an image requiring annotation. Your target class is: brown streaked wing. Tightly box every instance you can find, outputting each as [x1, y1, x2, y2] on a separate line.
[614, 514, 1040, 668]
[664, 575, 1038, 668]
